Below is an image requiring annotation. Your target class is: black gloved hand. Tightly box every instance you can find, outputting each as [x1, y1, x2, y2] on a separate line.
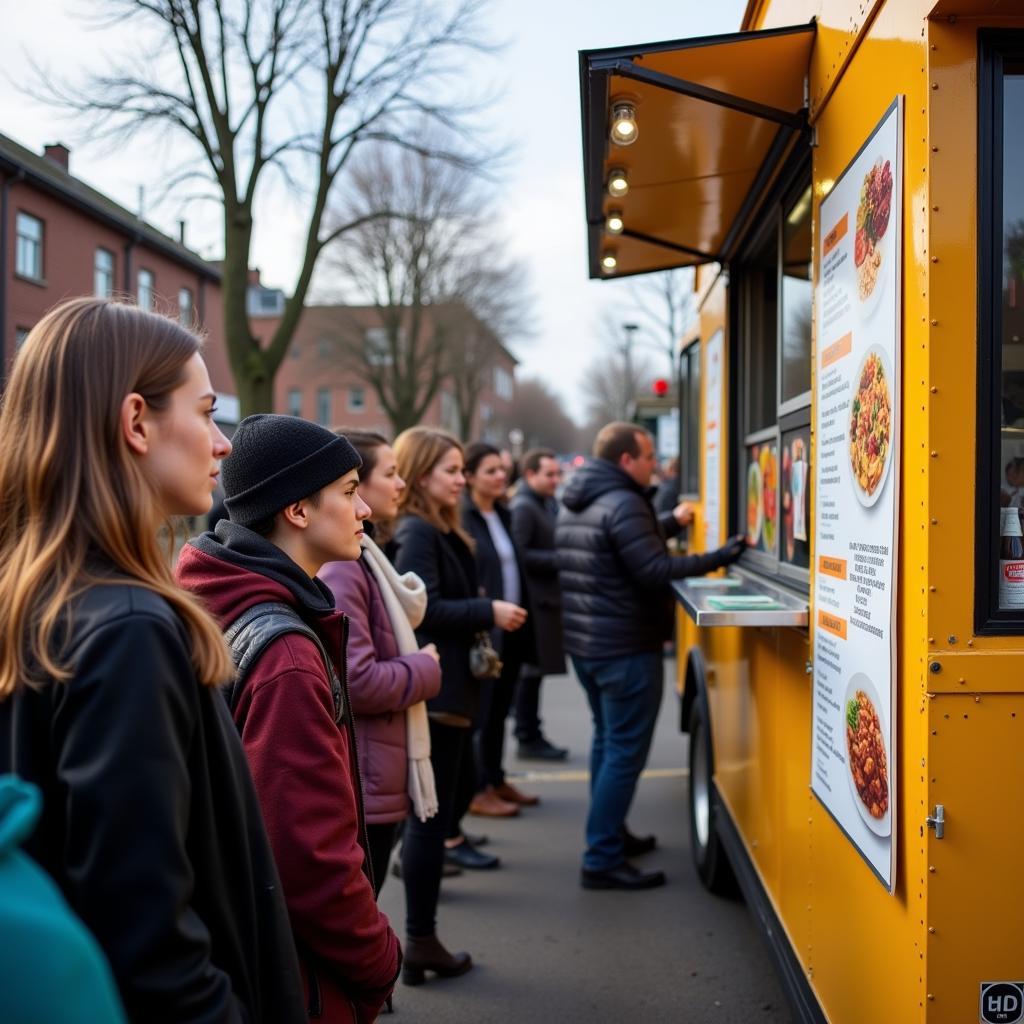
[717, 534, 747, 567]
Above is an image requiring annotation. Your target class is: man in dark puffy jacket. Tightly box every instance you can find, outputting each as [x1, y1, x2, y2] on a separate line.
[556, 421, 744, 891]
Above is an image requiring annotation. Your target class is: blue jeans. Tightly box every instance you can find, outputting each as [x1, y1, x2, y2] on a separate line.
[572, 652, 664, 871]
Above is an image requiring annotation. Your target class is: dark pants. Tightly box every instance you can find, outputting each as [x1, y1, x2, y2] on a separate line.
[572, 652, 664, 871]
[365, 821, 400, 898]
[474, 652, 522, 790]
[402, 719, 469, 937]
[513, 663, 545, 742]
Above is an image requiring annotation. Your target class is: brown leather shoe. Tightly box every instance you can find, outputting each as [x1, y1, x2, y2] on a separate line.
[469, 787, 519, 817]
[402, 933, 473, 985]
[494, 780, 540, 806]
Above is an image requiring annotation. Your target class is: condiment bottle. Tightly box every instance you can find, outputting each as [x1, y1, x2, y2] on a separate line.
[999, 506, 1024, 608]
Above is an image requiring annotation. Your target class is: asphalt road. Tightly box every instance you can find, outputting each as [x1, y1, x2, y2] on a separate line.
[379, 660, 795, 1023]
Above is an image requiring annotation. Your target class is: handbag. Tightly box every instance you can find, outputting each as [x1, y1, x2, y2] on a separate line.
[469, 631, 503, 680]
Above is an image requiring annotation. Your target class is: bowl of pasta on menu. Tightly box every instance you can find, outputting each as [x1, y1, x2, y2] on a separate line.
[848, 344, 893, 508]
[844, 673, 891, 837]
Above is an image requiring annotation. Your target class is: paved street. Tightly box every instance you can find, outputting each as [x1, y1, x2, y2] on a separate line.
[379, 660, 795, 1023]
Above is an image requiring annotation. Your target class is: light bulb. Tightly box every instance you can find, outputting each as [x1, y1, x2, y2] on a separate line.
[610, 102, 638, 146]
[606, 210, 624, 234]
[601, 251, 618, 272]
[607, 168, 629, 198]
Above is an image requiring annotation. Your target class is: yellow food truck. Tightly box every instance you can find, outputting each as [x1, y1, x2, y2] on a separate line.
[578, 3, 1024, 1023]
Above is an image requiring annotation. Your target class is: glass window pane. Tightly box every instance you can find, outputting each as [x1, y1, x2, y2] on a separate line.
[998, 64, 1024, 610]
[684, 346, 700, 495]
[179, 288, 193, 326]
[743, 227, 778, 434]
[16, 213, 42, 279]
[94, 249, 114, 297]
[138, 269, 154, 310]
[782, 185, 813, 404]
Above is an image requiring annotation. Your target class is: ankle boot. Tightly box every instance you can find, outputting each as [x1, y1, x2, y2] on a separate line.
[402, 933, 473, 985]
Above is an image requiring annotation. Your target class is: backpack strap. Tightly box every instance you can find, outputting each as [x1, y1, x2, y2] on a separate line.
[223, 601, 346, 725]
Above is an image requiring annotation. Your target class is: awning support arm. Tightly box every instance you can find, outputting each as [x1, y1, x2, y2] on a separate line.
[617, 227, 717, 263]
[592, 57, 807, 132]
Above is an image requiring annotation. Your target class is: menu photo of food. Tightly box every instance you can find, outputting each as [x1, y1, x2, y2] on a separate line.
[746, 444, 778, 553]
[854, 157, 893, 309]
[848, 345, 893, 507]
[844, 673, 891, 837]
[781, 432, 809, 565]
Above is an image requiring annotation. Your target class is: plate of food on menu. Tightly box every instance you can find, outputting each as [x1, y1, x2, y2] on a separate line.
[747, 458, 763, 547]
[848, 344, 893, 508]
[844, 673, 891, 837]
[760, 446, 778, 553]
[854, 157, 894, 320]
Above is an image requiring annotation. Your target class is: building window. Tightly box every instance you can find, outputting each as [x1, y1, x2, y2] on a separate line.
[287, 389, 302, 417]
[137, 269, 154, 310]
[15, 213, 43, 280]
[178, 287, 193, 326]
[734, 162, 812, 583]
[94, 248, 115, 297]
[440, 390, 458, 434]
[678, 342, 701, 497]
[290, 342, 301, 360]
[15, 327, 30, 350]
[978, 31, 1024, 631]
[348, 386, 366, 412]
[494, 366, 514, 401]
[316, 388, 332, 426]
[317, 337, 332, 358]
[365, 327, 394, 366]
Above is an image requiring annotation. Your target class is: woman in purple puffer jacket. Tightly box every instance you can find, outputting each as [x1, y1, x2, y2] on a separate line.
[320, 430, 442, 895]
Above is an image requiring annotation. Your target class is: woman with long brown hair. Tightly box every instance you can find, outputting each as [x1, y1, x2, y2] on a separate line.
[390, 427, 526, 985]
[0, 298, 305, 1023]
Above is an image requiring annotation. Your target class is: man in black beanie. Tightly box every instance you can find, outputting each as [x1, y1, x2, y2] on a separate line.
[177, 414, 401, 1023]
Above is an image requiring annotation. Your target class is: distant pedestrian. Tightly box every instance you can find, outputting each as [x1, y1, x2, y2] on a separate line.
[460, 442, 536, 819]
[319, 430, 442, 896]
[391, 428, 526, 984]
[510, 447, 570, 761]
[652, 456, 681, 516]
[0, 298, 305, 1022]
[556, 421, 745, 891]
[177, 415, 401, 1023]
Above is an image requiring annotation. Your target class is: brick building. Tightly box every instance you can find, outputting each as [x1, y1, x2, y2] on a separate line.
[253, 297, 518, 444]
[0, 132, 237, 421]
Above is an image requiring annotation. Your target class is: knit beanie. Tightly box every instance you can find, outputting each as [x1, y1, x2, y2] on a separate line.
[222, 414, 362, 528]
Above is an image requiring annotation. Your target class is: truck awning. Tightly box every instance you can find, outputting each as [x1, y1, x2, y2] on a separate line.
[579, 22, 815, 279]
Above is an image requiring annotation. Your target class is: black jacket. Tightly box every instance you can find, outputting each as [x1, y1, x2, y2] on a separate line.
[509, 485, 566, 675]
[0, 579, 306, 1024]
[461, 495, 537, 664]
[556, 458, 735, 658]
[392, 514, 493, 720]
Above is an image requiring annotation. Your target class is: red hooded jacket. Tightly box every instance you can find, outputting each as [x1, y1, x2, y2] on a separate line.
[176, 523, 401, 1024]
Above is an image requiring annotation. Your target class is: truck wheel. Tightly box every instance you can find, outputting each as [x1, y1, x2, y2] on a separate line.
[688, 697, 738, 896]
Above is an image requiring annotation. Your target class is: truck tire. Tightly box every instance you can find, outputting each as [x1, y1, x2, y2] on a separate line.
[688, 697, 738, 896]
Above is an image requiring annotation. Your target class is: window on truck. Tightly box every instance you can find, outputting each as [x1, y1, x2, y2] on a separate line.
[679, 341, 701, 499]
[977, 31, 1024, 632]
[733, 160, 813, 584]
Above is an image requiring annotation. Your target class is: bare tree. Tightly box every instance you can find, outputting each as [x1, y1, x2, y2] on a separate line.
[323, 138, 523, 434]
[581, 315, 654, 428]
[625, 268, 695, 378]
[38, 0, 495, 414]
[501, 377, 579, 454]
[438, 255, 531, 440]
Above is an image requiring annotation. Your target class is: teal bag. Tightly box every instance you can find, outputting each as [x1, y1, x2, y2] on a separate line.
[0, 775, 127, 1024]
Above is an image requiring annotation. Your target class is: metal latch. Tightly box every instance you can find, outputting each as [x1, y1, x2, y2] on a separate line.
[926, 804, 945, 839]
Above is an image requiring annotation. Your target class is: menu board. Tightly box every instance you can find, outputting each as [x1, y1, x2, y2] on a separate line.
[703, 330, 724, 550]
[811, 99, 902, 892]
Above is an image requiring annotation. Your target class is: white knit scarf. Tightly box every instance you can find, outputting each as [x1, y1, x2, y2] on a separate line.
[359, 536, 438, 822]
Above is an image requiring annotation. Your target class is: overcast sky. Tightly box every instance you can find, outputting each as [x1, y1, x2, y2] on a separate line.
[2, 0, 746, 420]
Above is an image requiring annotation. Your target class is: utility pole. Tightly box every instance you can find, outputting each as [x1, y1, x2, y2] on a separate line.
[621, 322, 639, 417]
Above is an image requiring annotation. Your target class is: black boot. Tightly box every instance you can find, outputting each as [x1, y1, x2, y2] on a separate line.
[402, 934, 473, 985]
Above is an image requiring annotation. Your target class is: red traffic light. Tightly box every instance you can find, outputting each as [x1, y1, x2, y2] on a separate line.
[652, 378, 669, 396]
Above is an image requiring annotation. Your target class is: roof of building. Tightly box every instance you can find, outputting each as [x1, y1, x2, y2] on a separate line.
[0, 131, 220, 281]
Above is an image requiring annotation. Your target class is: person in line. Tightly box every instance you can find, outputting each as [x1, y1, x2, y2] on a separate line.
[319, 430, 442, 895]
[0, 298, 305, 1022]
[510, 448, 570, 761]
[652, 456, 681, 516]
[460, 442, 536, 820]
[177, 415, 400, 1023]
[556, 421, 746, 891]
[391, 428, 526, 984]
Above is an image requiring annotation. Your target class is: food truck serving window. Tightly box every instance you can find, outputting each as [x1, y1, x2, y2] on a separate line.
[735, 161, 813, 586]
[978, 31, 1024, 632]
